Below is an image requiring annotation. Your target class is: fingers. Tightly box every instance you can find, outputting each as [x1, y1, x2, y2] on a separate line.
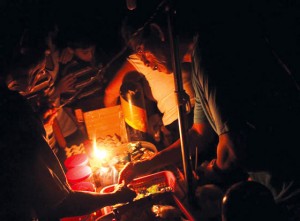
[62, 74, 76, 86]
[63, 74, 76, 81]
[114, 182, 137, 202]
[59, 47, 74, 64]
[58, 74, 76, 92]
[43, 108, 58, 126]
[43, 108, 57, 119]
[118, 162, 134, 185]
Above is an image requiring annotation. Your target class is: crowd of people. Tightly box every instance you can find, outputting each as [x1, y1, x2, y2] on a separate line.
[1, 0, 299, 220]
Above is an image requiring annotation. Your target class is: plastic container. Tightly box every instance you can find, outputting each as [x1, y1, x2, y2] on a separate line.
[66, 165, 93, 185]
[93, 164, 119, 188]
[64, 153, 89, 170]
[101, 170, 176, 194]
[100, 170, 176, 215]
[71, 181, 96, 192]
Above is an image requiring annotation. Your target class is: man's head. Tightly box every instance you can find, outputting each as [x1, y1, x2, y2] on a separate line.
[66, 35, 96, 63]
[222, 181, 277, 221]
[5, 28, 48, 94]
[63, 23, 97, 63]
[122, 21, 172, 74]
[72, 45, 96, 63]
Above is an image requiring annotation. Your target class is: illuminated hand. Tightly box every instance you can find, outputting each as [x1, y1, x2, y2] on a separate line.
[118, 162, 137, 185]
[56, 74, 76, 94]
[113, 181, 137, 203]
[43, 107, 58, 127]
[195, 160, 225, 186]
[59, 47, 74, 64]
[195, 159, 248, 187]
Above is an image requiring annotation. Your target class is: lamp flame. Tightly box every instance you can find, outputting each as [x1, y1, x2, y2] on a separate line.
[93, 138, 108, 161]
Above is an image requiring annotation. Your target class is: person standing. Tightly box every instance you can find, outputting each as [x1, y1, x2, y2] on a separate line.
[118, 2, 300, 220]
[0, 28, 136, 221]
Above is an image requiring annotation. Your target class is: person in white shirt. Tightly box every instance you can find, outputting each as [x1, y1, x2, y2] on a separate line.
[104, 22, 195, 147]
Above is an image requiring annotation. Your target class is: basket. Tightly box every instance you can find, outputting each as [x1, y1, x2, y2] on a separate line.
[100, 170, 176, 215]
[101, 170, 176, 193]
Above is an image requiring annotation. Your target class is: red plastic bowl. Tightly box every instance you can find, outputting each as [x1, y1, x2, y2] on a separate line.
[66, 165, 92, 184]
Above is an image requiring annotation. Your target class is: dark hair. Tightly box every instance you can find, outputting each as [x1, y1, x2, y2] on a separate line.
[122, 21, 173, 72]
[222, 181, 277, 221]
[60, 21, 97, 50]
[66, 34, 96, 50]
[1, 26, 48, 79]
[7, 28, 47, 81]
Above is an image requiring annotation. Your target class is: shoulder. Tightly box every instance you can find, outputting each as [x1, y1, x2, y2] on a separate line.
[127, 53, 148, 73]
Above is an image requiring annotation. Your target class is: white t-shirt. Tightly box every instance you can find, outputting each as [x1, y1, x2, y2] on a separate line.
[128, 54, 195, 126]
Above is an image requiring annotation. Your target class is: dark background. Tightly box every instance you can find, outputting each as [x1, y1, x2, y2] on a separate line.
[0, 0, 165, 55]
[0, 0, 299, 84]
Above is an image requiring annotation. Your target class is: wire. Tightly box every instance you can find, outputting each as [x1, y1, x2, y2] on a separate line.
[264, 37, 300, 92]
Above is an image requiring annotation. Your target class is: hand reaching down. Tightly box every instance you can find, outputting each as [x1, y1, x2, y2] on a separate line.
[113, 182, 137, 203]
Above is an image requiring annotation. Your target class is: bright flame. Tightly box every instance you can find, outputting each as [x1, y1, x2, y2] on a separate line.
[94, 148, 108, 160]
[93, 138, 108, 161]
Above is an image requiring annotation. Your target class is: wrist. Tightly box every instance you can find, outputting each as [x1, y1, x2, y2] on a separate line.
[211, 158, 248, 184]
[134, 158, 152, 175]
[212, 159, 228, 175]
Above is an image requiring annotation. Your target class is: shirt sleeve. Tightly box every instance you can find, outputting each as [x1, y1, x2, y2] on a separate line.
[193, 89, 208, 124]
[33, 147, 71, 215]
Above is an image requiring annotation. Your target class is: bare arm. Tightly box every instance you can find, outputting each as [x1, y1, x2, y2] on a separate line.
[103, 60, 136, 107]
[118, 122, 216, 184]
[151, 122, 216, 169]
[195, 132, 249, 186]
[49, 74, 76, 102]
[216, 132, 245, 171]
[53, 184, 136, 219]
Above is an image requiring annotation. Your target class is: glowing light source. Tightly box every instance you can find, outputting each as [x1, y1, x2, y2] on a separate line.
[93, 138, 108, 160]
[94, 148, 108, 160]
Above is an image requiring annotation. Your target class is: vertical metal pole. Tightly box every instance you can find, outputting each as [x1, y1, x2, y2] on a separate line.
[164, 1, 195, 205]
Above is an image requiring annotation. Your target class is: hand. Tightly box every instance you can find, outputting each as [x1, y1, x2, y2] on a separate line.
[195, 159, 248, 187]
[56, 74, 76, 94]
[42, 107, 58, 127]
[36, 97, 57, 126]
[59, 47, 74, 64]
[118, 162, 137, 185]
[118, 160, 148, 185]
[195, 160, 225, 186]
[113, 182, 137, 203]
[147, 114, 163, 142]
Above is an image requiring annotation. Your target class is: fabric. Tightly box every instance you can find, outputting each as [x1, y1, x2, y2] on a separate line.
[55, 107, 77, 138]
[47, 48, 79, 144]
[58, 58, 105, 110]
[0, 84, 71, 220]
[191, 16, 300, 220]
[128, 53, 195, 126]
[191, 18, 300, 171]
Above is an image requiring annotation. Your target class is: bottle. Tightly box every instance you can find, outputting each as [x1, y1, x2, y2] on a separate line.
[120, 81, 148, 141]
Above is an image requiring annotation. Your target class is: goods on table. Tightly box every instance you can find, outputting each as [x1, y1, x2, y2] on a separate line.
[65, 143, 86, 158]
[100, 171, 177, 216]
[64, 135, 158, 190]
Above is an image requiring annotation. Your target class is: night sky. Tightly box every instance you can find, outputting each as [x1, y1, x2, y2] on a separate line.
[0, 0, 299, 83]
[0, 0, 165, 55]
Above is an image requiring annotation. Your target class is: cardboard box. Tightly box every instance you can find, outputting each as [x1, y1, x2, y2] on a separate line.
[83, 105, 127, 142]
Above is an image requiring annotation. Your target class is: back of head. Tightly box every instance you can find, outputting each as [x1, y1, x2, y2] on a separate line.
[122, 19, 174, 73]
[59, 20, 97, 51]
[5, 27, 48, 95]
[11, 29, 47, 69]
[222, 181, 277, 221]
[1, 27, 47, 81]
